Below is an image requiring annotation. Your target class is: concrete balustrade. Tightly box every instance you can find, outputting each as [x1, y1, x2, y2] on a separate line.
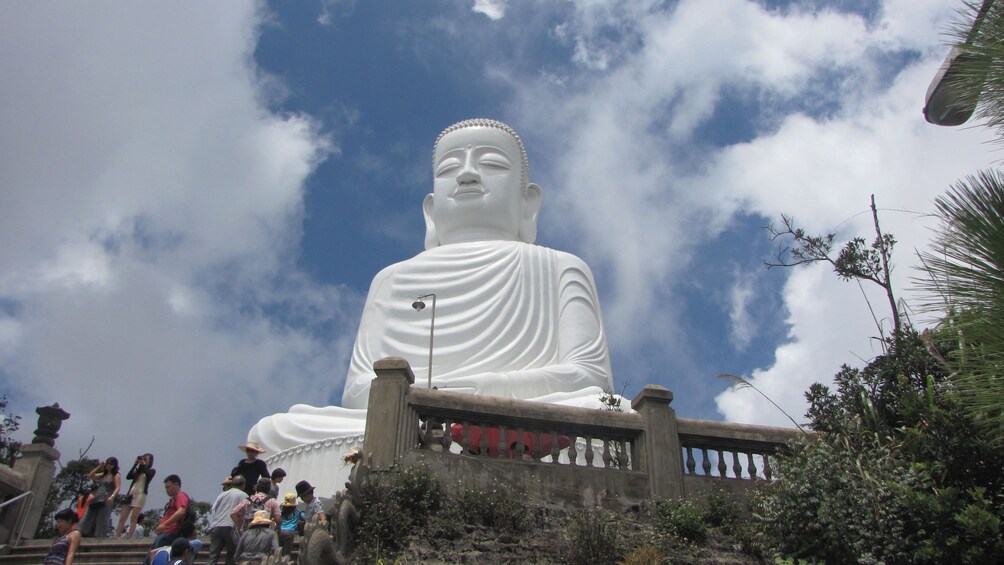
[363, 358, 803, 509]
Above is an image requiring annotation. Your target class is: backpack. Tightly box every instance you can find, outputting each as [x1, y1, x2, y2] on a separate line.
[242, 495, 269, 529]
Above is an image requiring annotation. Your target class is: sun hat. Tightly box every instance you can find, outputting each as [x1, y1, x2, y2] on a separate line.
[248, 510, 273, 528]
[295, 480, 315, 497]
[238, 440, 266, 454]
[283, 493, 297, 507]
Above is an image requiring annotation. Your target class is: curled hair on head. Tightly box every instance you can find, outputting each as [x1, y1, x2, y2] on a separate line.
[54, 508, 78, 523]
[433, 118, 530, 190]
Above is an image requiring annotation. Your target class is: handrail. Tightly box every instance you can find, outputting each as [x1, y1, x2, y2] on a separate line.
[0, 490, 35, 547]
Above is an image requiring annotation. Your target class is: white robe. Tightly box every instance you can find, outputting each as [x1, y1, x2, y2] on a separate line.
[250, 240, 613, 453]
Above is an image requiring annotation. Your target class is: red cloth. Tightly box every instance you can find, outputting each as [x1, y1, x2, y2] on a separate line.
[450, 424, 570, 458]
[159, 491, 190, 534]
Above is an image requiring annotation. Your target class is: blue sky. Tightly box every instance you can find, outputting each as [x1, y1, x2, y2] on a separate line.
[0, 0, 996, 505]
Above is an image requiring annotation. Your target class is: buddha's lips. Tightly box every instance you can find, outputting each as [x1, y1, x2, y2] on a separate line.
[453, 183, 485, 197]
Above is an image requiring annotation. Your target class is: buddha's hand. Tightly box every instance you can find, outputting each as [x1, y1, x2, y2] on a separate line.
[429, 372, 511, 397]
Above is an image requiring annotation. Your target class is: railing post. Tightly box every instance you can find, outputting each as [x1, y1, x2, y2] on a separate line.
[631, 385, 683, 500]
[364, 357, 416, 470]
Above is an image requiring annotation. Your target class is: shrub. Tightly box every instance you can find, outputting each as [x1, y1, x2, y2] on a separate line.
[354, 463, 443, 563]
[564, 509, 622, 565]
[454, 481, 532, 533]
[619, 545, 662, 565]
[652, 499, 708, 544]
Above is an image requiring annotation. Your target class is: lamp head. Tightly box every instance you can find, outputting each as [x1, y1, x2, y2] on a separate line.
[412, 300, 426, 311]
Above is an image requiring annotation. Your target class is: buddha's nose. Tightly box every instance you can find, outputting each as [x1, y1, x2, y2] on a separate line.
[457, 154, 481, 184]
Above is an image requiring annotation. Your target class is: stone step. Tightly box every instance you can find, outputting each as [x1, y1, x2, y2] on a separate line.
[0, 536, 298, 565]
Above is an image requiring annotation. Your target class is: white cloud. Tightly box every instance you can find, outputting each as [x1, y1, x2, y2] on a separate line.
[0, 2, 358, 503]
[473, 0, 507, 21]
[510, 0, 993, 426]
[728, 270, 756, 352]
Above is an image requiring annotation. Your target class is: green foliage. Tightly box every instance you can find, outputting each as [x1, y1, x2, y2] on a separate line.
[563, 509, 622, 565]
[652, 499, 708, 544]
[452, 480, 532, 532]
[0, 395, 22, 467]
[35, 456, 100, 538]
[705, 488, 742, 530]
[354, 464, 533, 564]
[618, 545, 662, 565]
[355, 463, 443, 563]
[918, 170, 1004, 441]
[189, 499, 212, 536]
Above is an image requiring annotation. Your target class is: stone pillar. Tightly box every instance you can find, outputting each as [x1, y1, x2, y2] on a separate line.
[10, 403, 69, 541]
[631, 385, 683, 500]
[363, 357, 416, 470]
[12, 444, 60, 540]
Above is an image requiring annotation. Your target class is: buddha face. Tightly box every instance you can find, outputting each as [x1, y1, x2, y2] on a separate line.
[424, 126, 540, 248]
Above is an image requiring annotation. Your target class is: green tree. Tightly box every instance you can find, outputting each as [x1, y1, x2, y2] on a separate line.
[766, 194, 901, 340]
[917, 171, 1004, 442]
[0, 395, 22, 467]
[35, 456, 100, 538]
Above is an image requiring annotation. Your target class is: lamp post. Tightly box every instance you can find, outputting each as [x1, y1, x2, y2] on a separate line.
[923, 0, 995, 126]
[412, 293, 437, 389]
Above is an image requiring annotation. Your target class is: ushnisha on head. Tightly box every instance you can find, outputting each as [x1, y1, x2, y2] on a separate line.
[424, 118, 542, 250]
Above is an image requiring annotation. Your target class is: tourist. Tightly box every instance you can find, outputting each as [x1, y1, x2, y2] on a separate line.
[145, 522, 201, 565]
[115, 453, 156, 538]
[231, 441, 269, 496]
[80, 457, 120, 538]
[231, 478, 280, 531]
[295, 480, 326, 523]
[44, 509, 81, 565]
[277, 493, 302, 556]
[206, 476, 247, 565]
[267, 468, 285, 499]
[168, 538, 190, 565]
[151, 474, 189, 549]
[234, 511, 279, 565]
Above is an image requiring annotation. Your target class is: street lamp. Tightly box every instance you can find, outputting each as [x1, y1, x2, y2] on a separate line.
[924, 0, 995, 126]
[412, 293, 437, 389]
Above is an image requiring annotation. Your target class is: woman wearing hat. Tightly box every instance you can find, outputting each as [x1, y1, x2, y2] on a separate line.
[277, 493, 303, 556]
[234, 510, 279, 565]
[231, 441, 269, 496]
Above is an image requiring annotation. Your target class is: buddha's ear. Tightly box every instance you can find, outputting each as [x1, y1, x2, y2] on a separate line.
[422, 193, 440, 250]
[519, 183, 542, 244]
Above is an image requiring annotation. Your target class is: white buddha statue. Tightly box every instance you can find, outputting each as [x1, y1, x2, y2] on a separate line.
[249, 119, 614, 494]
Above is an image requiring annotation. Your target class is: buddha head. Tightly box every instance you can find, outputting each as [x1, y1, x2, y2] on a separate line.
[423, 119, 542, 250]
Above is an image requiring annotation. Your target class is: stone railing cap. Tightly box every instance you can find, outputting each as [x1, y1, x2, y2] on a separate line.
[631, 384, 674, 410]
[373, 356, 416, 384]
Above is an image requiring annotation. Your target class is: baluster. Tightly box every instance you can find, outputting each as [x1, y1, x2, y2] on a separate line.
[422, 417, 433, 448]
[584, 436, 595, 467]
[497, 425, 507, 459]
[763, 454, 772, 480]
[515, 427, 525, 459]
[550, 431, 560, 464]
[462, 421, 471, 454]
[442, 418, 453, 452]
[533, 430, 543, 460]
[617, 439, 629, 469]
[701, 448, 712, 475]
[747, 453, 758, 480]
[567, 434, 578, 465]
[685, 447, 696, 475]
[717, 449, 727, 477]
[602, 439, 612, 469]
[732, 451, 742, 478]
[479, 423, 489, 456]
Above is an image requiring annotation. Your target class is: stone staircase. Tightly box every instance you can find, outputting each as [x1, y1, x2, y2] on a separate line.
[0, 536, 299, 565]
